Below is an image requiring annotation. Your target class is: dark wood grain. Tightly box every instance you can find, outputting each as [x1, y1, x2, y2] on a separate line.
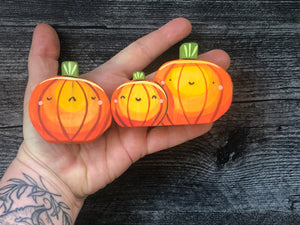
[0, 1, 298, 27]
[0, 0, 299, 224]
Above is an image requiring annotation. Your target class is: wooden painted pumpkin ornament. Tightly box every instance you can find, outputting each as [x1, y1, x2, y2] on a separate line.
[29, 61, 112, 143]
[111, 71, 168, 127]
[153, 43, 233, 125]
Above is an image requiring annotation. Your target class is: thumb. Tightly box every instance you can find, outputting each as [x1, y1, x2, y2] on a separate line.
[25, 24, 60, 104]
[23, 24, 60, 139]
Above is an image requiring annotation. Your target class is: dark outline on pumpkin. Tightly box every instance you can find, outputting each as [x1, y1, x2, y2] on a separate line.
[149, 85, 167, 127]
[70, 81, 89, 141]
[126, 83, 135, 127]
[177, 64, 191, 124]
[140, 84, 150, 126]
[194, 63, 208, 124]
[208, 65, 224, 122]
[84, 83, 103, 140]
[37, 79, 59, 142]
[112, 88, 127, 127]
[56, 80, 72, 141]
[84, 82, 111, 141]
[157, 63, 176, 126]
[112, 94, 122, 126]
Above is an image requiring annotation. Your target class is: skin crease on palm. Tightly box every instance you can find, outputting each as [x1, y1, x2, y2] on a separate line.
[15, 18, 230, 204]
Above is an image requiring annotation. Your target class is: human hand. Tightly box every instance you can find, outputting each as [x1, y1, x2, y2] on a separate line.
[19, 18, 230, 202]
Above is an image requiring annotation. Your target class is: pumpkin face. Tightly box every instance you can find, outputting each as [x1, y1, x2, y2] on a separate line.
[111, 72, 167, 127]
[153, 43, 232, 125]
[29, 63, 111, 143]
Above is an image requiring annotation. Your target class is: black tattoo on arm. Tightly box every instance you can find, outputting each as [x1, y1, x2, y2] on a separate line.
[0, 173, 72, 225]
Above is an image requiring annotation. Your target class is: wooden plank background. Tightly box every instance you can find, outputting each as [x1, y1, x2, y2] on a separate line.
[0, 0, 299, 224]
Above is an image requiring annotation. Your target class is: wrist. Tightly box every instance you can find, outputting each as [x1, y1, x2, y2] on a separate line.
[0, 143, 85, 224]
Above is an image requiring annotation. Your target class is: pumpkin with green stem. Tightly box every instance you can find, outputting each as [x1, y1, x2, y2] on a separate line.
[153, 43, 233, 125]
[29, 61, 112, 143]
[111, 71, 168, 127]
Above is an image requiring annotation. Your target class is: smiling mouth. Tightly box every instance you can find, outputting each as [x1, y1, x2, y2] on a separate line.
[189, 82, 195, 85]
[68, 96, 76, 102]
[135, 98, 141, 102]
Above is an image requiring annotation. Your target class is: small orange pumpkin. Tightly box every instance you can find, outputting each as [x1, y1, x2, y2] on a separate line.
[29, 61, 111, 143]
[111, 71, 168, 127]
[153, 43, 233, 125]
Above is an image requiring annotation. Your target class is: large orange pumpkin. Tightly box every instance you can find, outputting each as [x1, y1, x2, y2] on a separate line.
[111, 71, 168, 127]
[29, 61, 111, 143]
[153, 43, 233, 125]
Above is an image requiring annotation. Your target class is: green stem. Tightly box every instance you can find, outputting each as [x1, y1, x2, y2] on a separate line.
[133, 71, 145, 80]
[61, 61, 79, 77]
[179, 42, 198, 59]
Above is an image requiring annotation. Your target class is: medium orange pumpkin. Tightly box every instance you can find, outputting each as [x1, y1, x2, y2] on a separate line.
[29, 61, 112, 143]
[111, 71, 168, 127]
[153, 43, 233, 125]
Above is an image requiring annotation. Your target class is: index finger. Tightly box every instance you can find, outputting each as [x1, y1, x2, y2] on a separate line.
[86, 18, 192, 81]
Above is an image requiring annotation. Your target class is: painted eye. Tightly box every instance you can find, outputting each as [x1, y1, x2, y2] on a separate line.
[47, 97, 52, 101]
[120, 96, 126, 99]
[212, 81, 215, 84]
[91, 96, 96, 100]
[188, 81, 195, 85]
[152, 95, 157, 99]
[169, 78, 172, 81]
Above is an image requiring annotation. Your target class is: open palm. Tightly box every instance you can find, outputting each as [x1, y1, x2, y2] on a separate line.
[19, 18, 230, 199]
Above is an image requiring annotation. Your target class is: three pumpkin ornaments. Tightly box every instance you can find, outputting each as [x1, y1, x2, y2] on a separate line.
[28, 61, 112, 143]
[111, 71, 168, 127]
[28, 43, 233, 143]
[153, 42, 233, 126]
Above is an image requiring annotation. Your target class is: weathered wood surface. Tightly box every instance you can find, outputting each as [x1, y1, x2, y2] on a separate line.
[0, 1, 299, 224]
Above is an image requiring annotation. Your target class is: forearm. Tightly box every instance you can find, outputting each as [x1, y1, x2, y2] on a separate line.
[0, 148, 84, 225]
